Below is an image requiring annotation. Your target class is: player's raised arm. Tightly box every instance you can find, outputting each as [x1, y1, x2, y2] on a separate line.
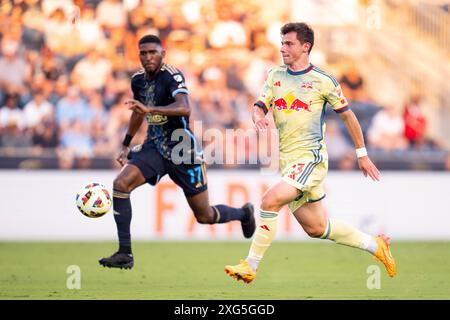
[252, 104, 269, 131]
[253, 68, 274, 131]
[126, 93, 190, 117]
[117, 109, 145, 166]
[338, 109, 380, 181]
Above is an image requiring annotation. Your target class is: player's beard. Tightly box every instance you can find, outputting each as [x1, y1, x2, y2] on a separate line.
[144, 62, 162, 77]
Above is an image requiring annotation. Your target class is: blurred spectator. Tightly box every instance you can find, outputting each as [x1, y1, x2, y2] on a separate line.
[0, 40, 30, 92]
[244, 46, 277, 97]
[36, 46, 67, 81]
[23, 90, 53, 129]
[77, 5, 104, 49]
[32, 116, 59, 153]
[59, 120, 94, 168]
[338, 151, 357, 171]
[21, 3, 46, 51]
[325, 120, 353, 159]
[0, 93, 27, 130]
[43, 7, 77, 57]
[55, 86, 91, 130]
[403, 94, 427, 148]
[106, 93, 131, 144]
[41, 0, 75, 17]
[1, 120, 33, 151]
[96, 0, 127, 30]
[71, 48, 112, 93]
[86, 91, 110, 155]
[208, 5, 247, 48]
[339, 65, 368, 102]
[368, 104, 408, 151]
[47, 75, 69, 105]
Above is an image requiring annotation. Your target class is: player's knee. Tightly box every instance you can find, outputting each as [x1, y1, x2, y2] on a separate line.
[260, 193, 282, 212]
[304, 223, 327, 238]
[113, 177, 131, 193]
[194, 213, 213, 224]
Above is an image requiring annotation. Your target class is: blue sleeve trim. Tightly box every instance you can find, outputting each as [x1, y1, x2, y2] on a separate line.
[172, 88, 189, 97]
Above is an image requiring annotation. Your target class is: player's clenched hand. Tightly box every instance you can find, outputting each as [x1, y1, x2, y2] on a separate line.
[253, 111, 269, 131]
[116, 145, 130, 167]
[126, 99, 152, 114]
[358, 156, 380, 181]
[252, 106, 269, 131]
[254, 118, 269, 131]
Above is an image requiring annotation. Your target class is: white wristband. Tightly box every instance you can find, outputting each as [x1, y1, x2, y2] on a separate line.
[356, 147, 368, 158]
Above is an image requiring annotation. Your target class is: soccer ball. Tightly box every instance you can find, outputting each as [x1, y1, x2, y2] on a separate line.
[76, 182, 112, 218]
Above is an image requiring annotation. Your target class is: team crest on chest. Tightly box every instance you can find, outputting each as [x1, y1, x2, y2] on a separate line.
[301, 81, 313, 90]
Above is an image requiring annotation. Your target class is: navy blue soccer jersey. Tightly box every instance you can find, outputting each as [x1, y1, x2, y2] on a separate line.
[130, 64, 200, 161]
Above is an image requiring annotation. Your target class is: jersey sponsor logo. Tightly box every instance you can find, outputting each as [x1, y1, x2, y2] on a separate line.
[291, 98, 312, 112]
[274, 81, 281, 87]
[274, 96, 312, 113]
[146, 113, 168, 125]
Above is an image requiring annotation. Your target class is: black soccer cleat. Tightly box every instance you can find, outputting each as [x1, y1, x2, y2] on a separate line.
[99, 252, 134, 269]
[241, 203, 256, 239]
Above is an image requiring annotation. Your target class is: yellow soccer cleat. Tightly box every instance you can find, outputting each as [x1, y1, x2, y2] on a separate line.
[374, 234, 397, 277]
[224, 260, 256, 284]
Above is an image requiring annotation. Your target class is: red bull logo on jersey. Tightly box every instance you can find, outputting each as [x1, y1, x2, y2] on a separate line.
[291, 99, 312, 112]
[273, 97, 312, 113]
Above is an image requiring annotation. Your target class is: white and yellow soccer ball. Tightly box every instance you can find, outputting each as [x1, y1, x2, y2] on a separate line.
[76, 182, 112, 218]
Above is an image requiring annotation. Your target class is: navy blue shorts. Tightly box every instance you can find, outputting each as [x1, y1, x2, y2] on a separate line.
[127, 143, 208, 197]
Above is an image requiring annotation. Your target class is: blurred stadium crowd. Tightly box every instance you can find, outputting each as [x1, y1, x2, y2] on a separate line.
[0, 0, 449, 170]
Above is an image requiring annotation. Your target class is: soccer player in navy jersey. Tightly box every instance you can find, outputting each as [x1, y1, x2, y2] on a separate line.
[99, 35, 255, 269]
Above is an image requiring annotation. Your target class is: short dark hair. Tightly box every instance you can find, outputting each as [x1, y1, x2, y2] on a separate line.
[281, 22, 314, 54]
[138, 34, 162, 46]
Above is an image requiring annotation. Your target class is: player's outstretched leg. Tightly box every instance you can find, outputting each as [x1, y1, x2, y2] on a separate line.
[293, 201, 397, 277]
[99, 164, 145, 269]
[319, 220, 397, 277]
[224, 209, 278, 284]
[225, 181, 299, 284]
[212, 203, 256, 238]
[186, 190, 256, 239]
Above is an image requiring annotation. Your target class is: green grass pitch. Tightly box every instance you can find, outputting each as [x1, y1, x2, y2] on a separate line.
[1, 241, 449, 299]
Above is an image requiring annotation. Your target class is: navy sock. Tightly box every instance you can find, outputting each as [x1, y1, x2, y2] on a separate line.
[113, 190, 132, 254]
[212, 205, 246, 224]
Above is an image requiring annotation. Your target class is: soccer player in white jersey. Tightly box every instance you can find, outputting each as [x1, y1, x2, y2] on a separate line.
[224, 22, 396, 284]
